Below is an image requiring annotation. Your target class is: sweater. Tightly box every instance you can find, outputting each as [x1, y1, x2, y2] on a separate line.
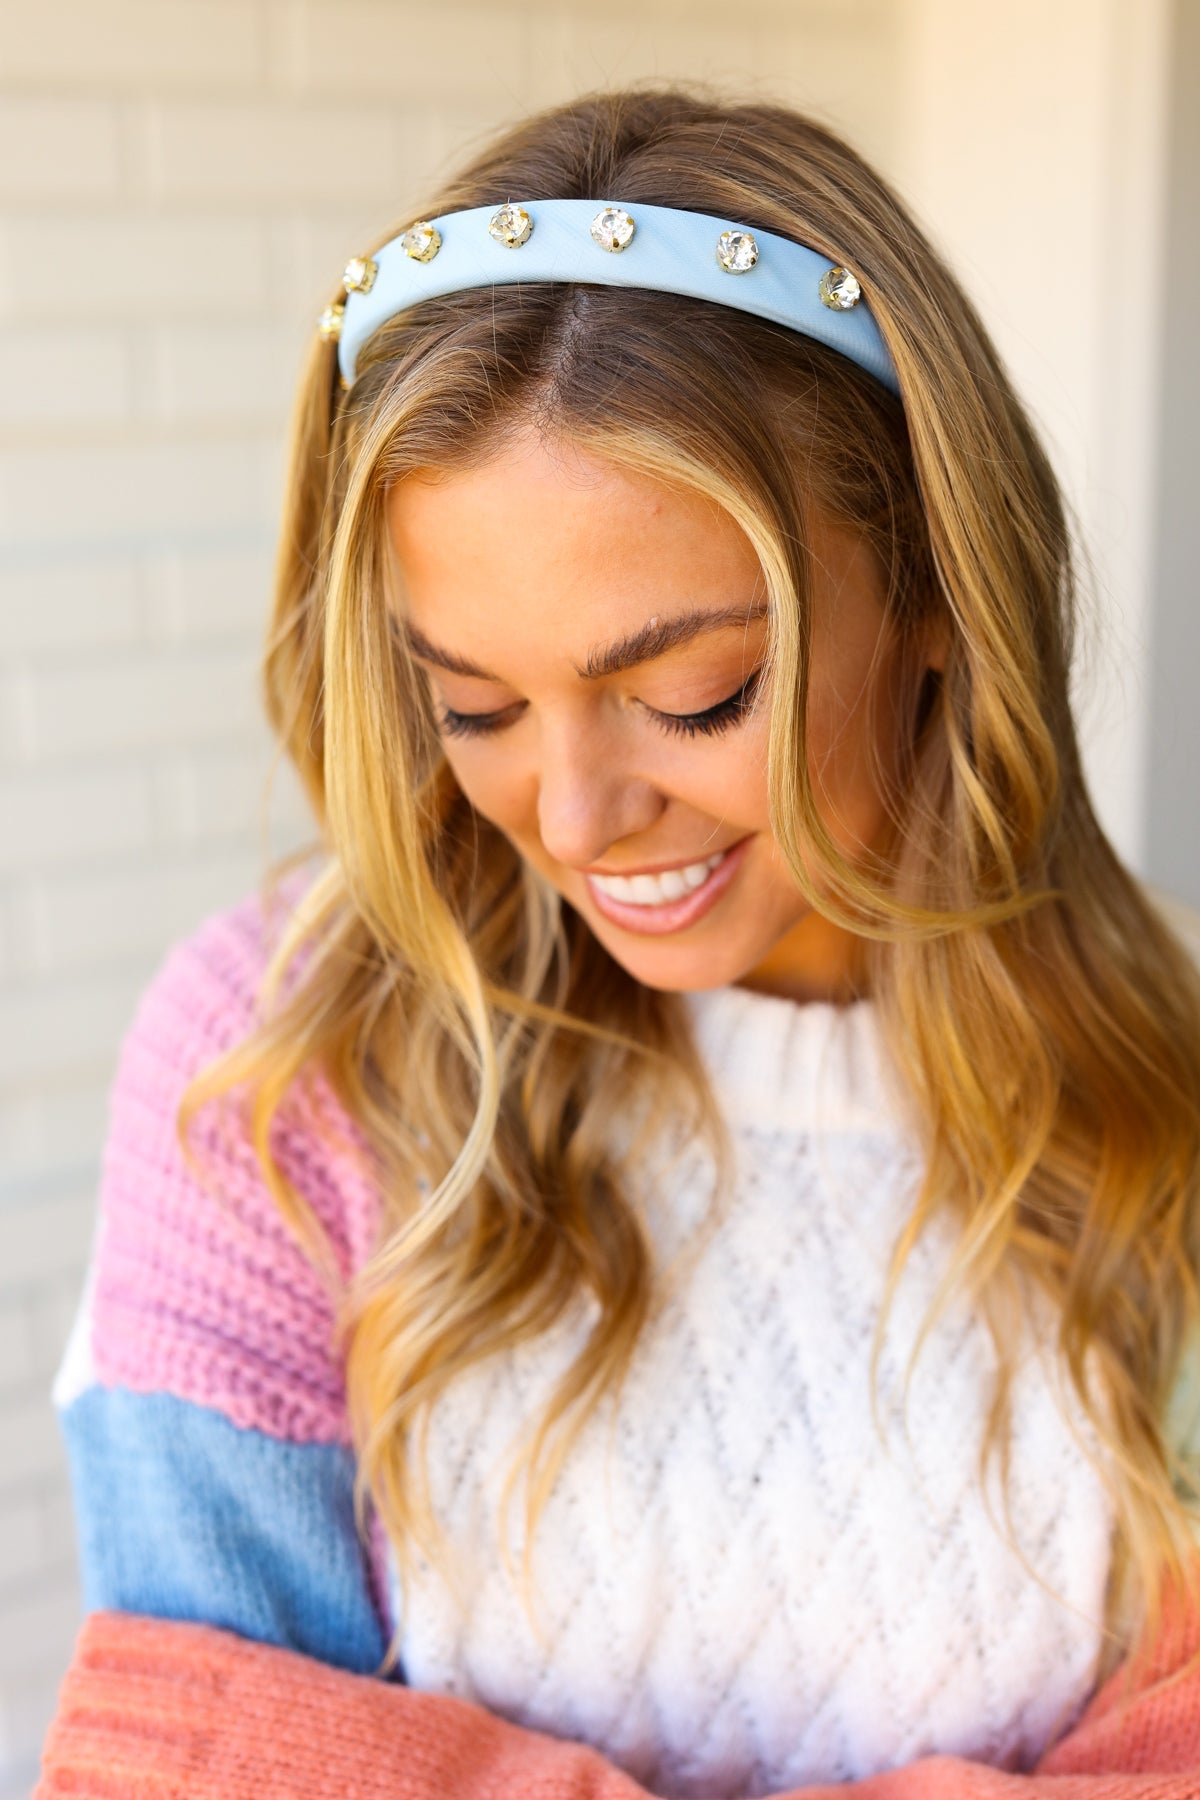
[38, 877, 1200, 1797]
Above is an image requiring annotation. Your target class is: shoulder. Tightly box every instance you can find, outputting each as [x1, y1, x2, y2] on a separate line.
[58, 863, 384, 1448]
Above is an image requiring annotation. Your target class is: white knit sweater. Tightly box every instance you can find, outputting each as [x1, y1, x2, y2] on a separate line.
[387, 982, 1116, 1799]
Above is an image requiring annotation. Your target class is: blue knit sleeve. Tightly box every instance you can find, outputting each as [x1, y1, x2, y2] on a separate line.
[53, 1266, 394, 1678]
[50, 890, 400, 1681]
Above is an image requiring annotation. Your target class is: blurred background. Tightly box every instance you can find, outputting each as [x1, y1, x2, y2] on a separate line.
[0, 0, 1197, 1791]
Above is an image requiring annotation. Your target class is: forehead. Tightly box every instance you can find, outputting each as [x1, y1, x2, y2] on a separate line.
[385, 434, 765, 645]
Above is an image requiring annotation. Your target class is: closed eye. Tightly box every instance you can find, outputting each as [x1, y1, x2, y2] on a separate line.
[435, 665, 765, 742]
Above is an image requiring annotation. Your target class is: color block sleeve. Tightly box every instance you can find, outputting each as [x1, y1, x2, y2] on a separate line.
[34, 1575, 1200, 1799]
[51, 890, 394, 1678]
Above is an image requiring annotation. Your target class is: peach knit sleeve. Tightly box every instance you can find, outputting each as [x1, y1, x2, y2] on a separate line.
[34, 1565, 1200, 1799]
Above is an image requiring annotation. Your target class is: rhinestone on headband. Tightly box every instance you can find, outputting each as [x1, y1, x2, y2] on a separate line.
[818, 265, 861, 310]
[401, 220, 442, 263]
[317, 301, 344, 341]
[489, 203, 533, 248]
[590, 206, 635, 252]
[343, 255, 377, 293]
[716, 229, 758, 274]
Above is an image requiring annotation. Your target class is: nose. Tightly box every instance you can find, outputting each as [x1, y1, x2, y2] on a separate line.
[535, 721, 665, 870]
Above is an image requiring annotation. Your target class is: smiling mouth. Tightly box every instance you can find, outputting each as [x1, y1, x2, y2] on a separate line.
[587, 848, 729, 907]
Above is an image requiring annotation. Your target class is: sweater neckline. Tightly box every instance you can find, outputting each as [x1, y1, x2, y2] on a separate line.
[680, 980, 915, 1140]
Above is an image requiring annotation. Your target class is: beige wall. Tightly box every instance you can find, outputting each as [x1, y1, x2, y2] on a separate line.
[1145, 0, 1200, 906]
[893, 0, 1175, 872]
[0, 0, 1189, 1793]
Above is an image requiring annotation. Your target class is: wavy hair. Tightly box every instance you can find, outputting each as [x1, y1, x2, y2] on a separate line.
[176, 86, 1200, 1696]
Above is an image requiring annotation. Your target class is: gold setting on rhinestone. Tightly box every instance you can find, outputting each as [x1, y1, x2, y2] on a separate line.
[488, 203, 533, 248]
[818, 265, 862, 310]
[715, 229, 759, 274]
[343, 255, 378, 293]
[317, 302, 345, 342]
[401, 220, 442, 263]
[590, 205, 636, 253]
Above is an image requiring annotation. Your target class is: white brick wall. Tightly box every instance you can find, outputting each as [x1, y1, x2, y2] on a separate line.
[0, 2, 900, 1793]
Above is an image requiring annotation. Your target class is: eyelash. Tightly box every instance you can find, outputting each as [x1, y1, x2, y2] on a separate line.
[435, 665, 765, 742]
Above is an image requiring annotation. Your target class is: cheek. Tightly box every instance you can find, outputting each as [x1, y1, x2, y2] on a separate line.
[686, 739, 771, 825]
[692, 710, 772, 821]
[804, 673, 897, 842]
[441, 743, 537, 834]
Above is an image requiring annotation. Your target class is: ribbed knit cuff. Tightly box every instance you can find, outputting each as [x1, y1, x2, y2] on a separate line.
[35, 1610, 651, 1800]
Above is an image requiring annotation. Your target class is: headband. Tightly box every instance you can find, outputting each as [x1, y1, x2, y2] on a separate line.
[319, 199, 900, 398]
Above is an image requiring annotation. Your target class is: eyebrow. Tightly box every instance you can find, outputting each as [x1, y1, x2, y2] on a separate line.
[401, 601, 770, 683]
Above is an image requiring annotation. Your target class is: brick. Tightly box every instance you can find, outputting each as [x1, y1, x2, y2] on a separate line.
[0, 327, 131, 431]
[31, 846, 260, 971]
[0, 1307, 33, 1393]
[29, 1273, 91, 1380]
[0, 561, 140, 655]
[521, 0, 872, 13]
[0, 967, 146, 1084]
[529, 9, 770, 108]
[0, 674, 30, 770]
[0, 767, 153, 872]
[0, 1658, 79, 1783]
[2, 883, 39, 977]
[0, 97, 120, 202]
[0, 1681, 59, 1789]
[4, 898, 44, 993]
[157, 743, 312, 847]
[0, 1191, 92, 1293]
[0, 0, 262, 88]
[0, 1394, 68, 1490]
[397, 98, 526, 189]
[0, 1087, 108, 1189]
[283, 0, 532, 100]
[0, 1496, 39, 1586]
[278, 209, 405, 314]
[143, 98, 403, 205]
[0, 217, 268, 323]
[0, 440, 276, 550]
[146, 319, 308, 426]
[39, 1482, 79, 1573]
[21, 643, 261, 763]
[143, 542, 274, 641]
[0, 1577, 80, 1677]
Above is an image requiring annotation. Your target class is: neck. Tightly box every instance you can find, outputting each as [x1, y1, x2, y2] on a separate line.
[737, 907, 869, 1005]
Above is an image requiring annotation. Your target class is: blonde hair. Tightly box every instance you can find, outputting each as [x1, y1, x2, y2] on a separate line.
[177, 86, 1200, 1700]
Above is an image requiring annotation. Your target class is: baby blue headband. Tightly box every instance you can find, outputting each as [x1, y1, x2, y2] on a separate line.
[319, 199, 901, 399]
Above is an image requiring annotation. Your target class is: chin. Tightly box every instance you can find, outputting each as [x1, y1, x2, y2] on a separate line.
[587, 929, 757, 994]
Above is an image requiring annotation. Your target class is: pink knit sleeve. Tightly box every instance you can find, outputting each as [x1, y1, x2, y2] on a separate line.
[59, 874, 395, 1647]
[89, 877, 384, 1445]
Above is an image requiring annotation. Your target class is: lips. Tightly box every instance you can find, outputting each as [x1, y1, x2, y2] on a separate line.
[587, 848, 726, 907]
[583, 836, 751, 936]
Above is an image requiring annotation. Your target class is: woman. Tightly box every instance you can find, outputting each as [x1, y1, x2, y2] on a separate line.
[39, 86, 1200, 1798]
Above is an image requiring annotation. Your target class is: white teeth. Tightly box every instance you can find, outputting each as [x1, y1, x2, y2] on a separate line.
[589, 848, 727, 907]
